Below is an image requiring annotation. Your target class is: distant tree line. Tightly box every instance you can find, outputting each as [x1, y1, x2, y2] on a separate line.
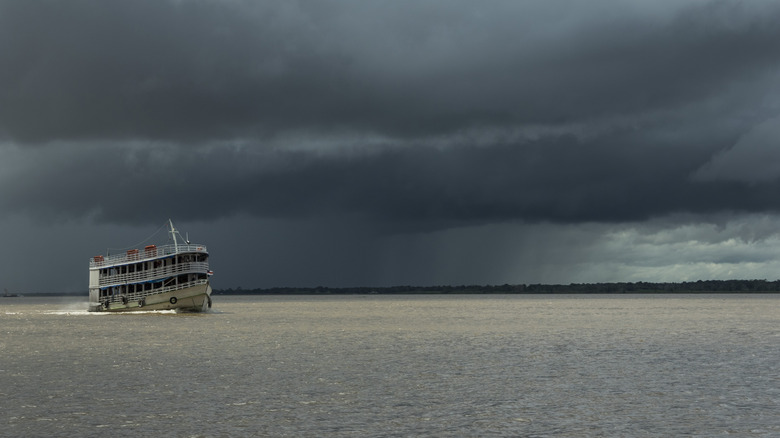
[214, 279, 780, 295]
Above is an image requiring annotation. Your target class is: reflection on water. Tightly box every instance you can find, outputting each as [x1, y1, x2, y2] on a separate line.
[2, 294, 779, 437]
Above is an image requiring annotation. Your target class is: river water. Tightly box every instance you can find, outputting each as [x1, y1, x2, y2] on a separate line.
[1, 294, 779, 437]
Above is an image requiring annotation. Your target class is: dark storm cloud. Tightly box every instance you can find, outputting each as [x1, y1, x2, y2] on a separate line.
[3, 0, 780, 232]
[6, 125, 780, 232]
[2, 0, 780, 142]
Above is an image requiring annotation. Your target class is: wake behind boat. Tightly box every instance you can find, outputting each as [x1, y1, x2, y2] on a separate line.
[88, 220, 212, 312]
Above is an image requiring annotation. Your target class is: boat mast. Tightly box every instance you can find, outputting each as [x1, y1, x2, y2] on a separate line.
[169, 219, 178, 252]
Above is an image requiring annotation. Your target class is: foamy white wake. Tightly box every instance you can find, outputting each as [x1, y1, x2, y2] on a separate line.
[44, 302, 179, 316]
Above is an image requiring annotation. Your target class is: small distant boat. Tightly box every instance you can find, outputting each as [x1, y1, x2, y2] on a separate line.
[88, 220, 213, 312]
[3, 288, 20, 298]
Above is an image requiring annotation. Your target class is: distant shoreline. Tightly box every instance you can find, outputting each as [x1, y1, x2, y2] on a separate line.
[214, 279, 780, 295]
[14, 280, 780, 296]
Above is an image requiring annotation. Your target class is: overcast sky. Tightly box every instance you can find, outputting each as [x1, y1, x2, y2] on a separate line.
[3, 0, 780, 293]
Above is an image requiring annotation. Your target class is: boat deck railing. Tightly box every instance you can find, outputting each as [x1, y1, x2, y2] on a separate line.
[99, 279, 209, 304]
[97, 262, 210, 288]
[90, 244, 207, 268]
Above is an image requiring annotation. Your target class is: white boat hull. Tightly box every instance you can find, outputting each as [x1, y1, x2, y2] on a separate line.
[89, 283, 212, 313]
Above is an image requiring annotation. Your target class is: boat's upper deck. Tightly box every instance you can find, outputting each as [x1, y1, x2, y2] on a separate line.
[90, 243, 208, 269]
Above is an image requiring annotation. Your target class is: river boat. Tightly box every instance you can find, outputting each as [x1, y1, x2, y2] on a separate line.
[3, 288, 20, 297]
[88, 220, 212, 312]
